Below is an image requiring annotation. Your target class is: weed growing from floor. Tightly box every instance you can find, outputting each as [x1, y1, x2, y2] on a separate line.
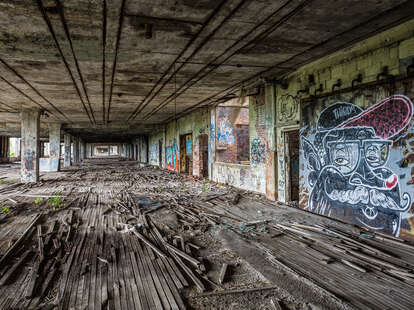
[201, 183, 210, 193]
[48, 191, 63, 211]
[34, 197, 43, 204]
[157, 186, 163, 193]
[0, 179, 4, 184]
[1, 206, 10, 214]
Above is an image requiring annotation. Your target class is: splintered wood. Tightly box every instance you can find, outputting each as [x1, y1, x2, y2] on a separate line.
[0, 196, 192, 309]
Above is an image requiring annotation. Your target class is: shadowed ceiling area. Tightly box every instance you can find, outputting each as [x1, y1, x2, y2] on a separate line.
[1, 0, 414, 141]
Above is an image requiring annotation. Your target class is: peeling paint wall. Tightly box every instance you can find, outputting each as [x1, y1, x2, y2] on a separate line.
[149, 108, 209, 176]
[275, 19, 414, 240]
[149, 131, 164, 167]
[132, 136, 148, 163]
[211, 89, 275, 196]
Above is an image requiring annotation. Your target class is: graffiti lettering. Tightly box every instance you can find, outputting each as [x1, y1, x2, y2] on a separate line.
[166, 140, 178, 172]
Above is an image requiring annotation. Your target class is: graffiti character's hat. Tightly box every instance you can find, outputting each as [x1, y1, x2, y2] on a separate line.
[317, 95, 413, 139]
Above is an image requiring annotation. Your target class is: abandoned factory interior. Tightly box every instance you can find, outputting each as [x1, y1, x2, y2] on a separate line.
[2, 1, 414, 309]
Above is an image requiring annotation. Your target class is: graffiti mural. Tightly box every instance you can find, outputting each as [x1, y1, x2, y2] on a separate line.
[217, 115, 235, 146]
[301, 95, 413, 237]
[278, 94, 299, 123]
[186, 139, 193, 156]
[251, 138, 266, 165]
[166, 140, 178, 172]
[24, 149, 35, 171]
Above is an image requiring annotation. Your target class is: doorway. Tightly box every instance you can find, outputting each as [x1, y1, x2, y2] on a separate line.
[158, 140, 163, 167]
[199, 134, 209, 177]
[284, 130, 300, 202]
[179, 133, 193, 175]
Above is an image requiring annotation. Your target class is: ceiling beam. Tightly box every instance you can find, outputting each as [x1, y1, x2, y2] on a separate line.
[107, 0, 126, 124]
[36, 0, 94, 124]
[55, 0, 96, 124]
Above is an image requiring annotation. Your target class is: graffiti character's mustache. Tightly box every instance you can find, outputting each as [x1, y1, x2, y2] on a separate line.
[326, 185, 410, 211]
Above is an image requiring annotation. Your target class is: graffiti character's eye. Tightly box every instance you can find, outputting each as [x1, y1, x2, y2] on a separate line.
[334, 157, 349, 166]
[381, 145, 387, 159]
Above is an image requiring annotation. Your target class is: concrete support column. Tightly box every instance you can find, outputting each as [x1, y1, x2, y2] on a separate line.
[21, 109, 40, 183]
[265, 83, 277, 201]
[64, 134, 71, 167]
[208, 108, 216, 180]
[73, 137, 80, 164]
[0, 136, 9, 162]
[80, 140, 85, 161]
[41, 123, 61, 172]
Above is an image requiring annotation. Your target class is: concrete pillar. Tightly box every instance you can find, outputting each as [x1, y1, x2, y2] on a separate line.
[0, 136, 9, 162]
[73, 137, 79, 164]
[64, 133, 71, 167]
[15, 138, 21, 160]
[208, 108, 216, 180]
[265, 83, 277, 201]
[80, 140, 85, 161]
[40, 123, 61, 172]
[21, 109, 40, 183]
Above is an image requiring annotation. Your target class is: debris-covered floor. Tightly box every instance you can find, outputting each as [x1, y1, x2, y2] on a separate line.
[1, 159, 414, 310]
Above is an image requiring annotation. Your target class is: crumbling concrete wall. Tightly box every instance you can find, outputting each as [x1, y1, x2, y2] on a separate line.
[132, 136, 148, 163]
[212, 90, 274, 196]
[160, 108, 209, 175]
[274, 19, 414, 239]
[148, 131, 165, 167]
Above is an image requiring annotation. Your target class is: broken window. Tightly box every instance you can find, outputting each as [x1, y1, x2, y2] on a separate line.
[216, 98, 250, 164]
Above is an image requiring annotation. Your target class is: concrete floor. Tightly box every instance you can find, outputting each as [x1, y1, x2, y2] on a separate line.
[0, 159, 414, 310]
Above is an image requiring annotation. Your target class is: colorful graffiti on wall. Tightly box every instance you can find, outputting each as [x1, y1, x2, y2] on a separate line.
[166, 140, 178, 172]
[24, 149, 35, 171]
[301, 95, 413, 237]
[217, 115, 235, 146]
[251, 138, 266, 165]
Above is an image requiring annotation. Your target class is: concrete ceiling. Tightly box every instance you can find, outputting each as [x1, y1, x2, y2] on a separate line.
[0, 0, 413, 142]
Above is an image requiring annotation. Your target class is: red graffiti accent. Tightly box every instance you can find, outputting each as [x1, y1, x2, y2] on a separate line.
[339, 95, 413, 139]
[386, 174, 398, 189]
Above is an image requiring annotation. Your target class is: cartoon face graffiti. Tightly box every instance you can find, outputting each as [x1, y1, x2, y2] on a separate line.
[302, 95, 413, 237]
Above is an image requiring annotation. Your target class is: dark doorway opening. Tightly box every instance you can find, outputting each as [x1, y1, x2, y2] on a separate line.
[199, 134, 209, 178]
[158, 140, 163, 167]
[179, 133, 193, 175]
[284, 130, 300, 202]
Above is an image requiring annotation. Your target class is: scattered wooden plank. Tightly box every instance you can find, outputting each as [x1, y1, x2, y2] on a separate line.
[0, 250, 32, 286]
[219, 263, 228, 284]
[132, 229, 167, 259]
[37, 225, 44, 259]
[0, 214, 42, 268]
[164, 243, 201, 268]
[196, 285, 279, 297]
[270, 299, 283, 310]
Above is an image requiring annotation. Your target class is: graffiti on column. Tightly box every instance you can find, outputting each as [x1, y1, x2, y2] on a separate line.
[301, 95, 413, 237]
[50, 143, 59, 157]
[24, 149, 35, 171]
[251, 138, 266, 165]
[166, 139, 178, 171]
